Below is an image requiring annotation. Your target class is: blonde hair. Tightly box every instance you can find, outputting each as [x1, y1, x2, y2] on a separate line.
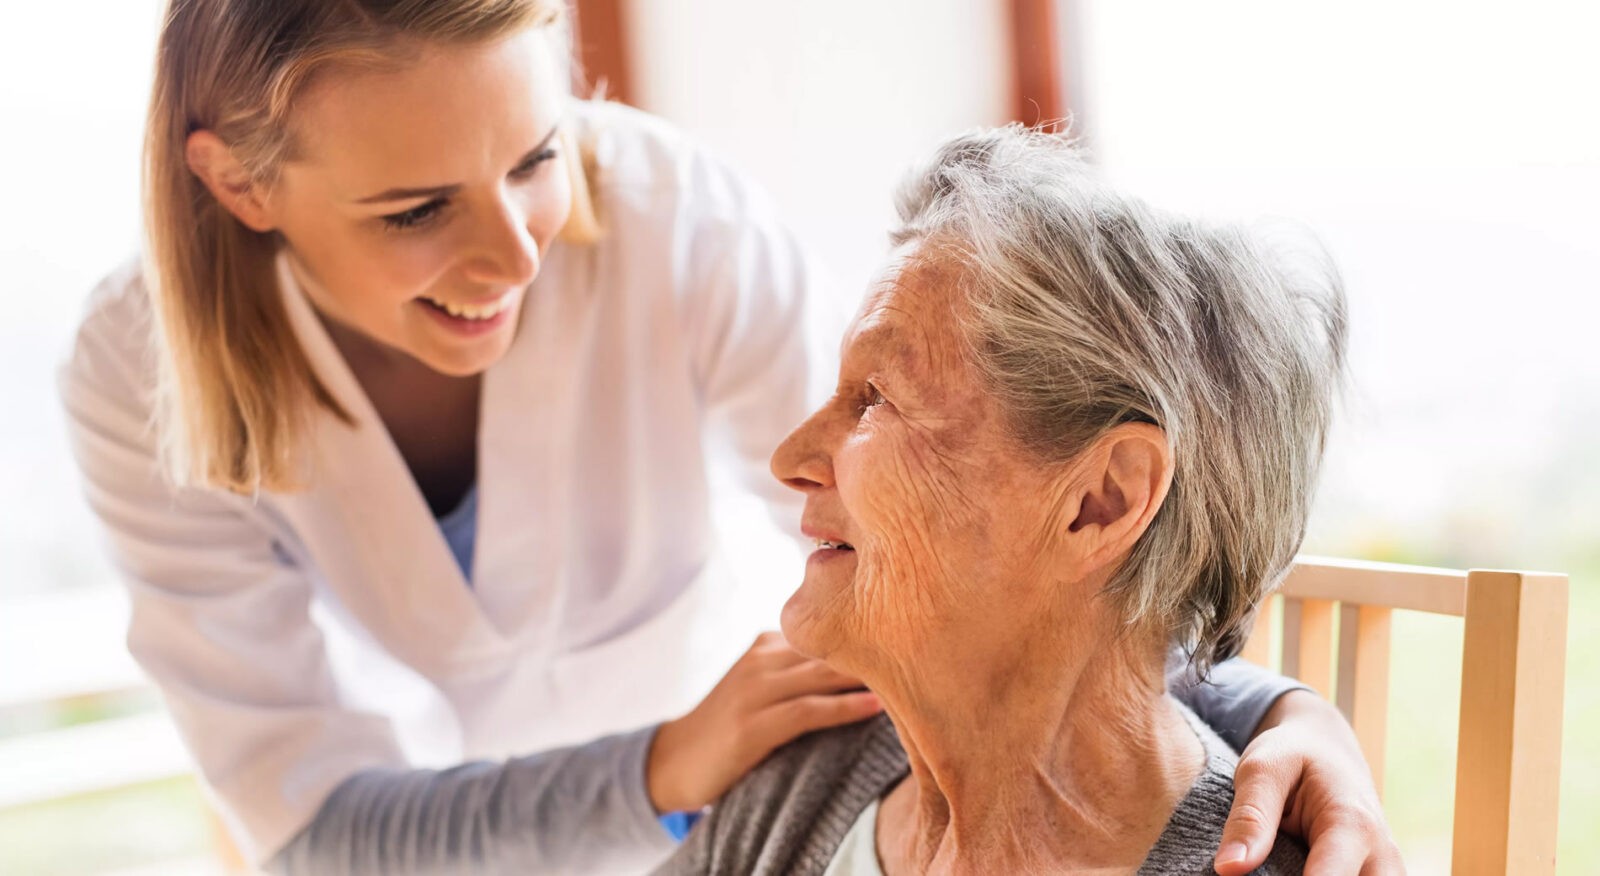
[144, 0, 596, 493]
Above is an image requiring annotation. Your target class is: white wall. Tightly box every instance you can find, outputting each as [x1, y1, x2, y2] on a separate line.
[0, 1, 162, 597]
[626, 0, 1012, 299]
[1064, 0, 1600, 564]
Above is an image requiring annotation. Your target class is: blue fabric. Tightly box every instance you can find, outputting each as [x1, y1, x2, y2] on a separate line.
[658, 810, 702, 842]
[436, 482, 480, 585]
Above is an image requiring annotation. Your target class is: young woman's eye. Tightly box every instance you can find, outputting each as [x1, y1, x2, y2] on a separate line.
[381, 198, 447, 231]
[510, 147, 559, 179]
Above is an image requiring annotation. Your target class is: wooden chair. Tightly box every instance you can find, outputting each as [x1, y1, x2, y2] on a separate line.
[1240, 556, 1569, 875]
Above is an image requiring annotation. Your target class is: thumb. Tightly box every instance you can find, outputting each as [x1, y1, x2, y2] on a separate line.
[1215, 756, 1292, 875]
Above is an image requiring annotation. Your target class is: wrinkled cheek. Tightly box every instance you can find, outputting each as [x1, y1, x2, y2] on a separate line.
[849, 557, 925, 649]
[833, 429, 977, 636]
[839, 452, 973, 625]
[838, 436, 959, 542]
[848, 523, 968, 662]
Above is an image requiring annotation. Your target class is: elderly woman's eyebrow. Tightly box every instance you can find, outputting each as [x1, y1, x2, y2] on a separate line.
[847, 322, 915, 368]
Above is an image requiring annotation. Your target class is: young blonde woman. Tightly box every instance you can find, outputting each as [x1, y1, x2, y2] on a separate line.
[60, 1, 1399, 873]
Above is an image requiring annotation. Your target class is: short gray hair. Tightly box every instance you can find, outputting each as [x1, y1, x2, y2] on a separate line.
[893, 126, 1347, 675]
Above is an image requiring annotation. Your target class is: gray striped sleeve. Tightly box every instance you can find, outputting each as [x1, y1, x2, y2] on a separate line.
[266, 724, 677, 876]
[1170, 655, 1311, 753]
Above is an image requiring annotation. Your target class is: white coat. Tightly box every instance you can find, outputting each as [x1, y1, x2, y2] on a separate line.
[59, 102, 838, 866]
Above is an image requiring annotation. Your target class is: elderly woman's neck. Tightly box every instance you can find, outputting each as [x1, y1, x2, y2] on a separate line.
[873, 627, 1204, 874]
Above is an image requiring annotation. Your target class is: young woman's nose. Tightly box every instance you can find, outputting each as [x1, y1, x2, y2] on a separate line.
[771, 408, 836, 493]
[462, 193, 540, 287]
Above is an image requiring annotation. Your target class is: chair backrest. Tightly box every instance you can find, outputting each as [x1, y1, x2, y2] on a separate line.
[1240, 556, 1569, 876]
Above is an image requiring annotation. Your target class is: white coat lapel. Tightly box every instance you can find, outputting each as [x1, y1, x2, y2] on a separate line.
[275, 256, 507, 676]
[472, 242, 584, 649]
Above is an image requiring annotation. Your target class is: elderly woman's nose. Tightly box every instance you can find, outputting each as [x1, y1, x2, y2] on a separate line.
[462, 194, 540, 287]
[770, 411, 835, 493]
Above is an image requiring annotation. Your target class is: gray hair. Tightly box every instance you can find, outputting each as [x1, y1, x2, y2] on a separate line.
[892, 126, 1347, 675]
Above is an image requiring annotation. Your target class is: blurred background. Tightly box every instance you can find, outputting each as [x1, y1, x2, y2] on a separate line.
[1, 1, 1594, 873]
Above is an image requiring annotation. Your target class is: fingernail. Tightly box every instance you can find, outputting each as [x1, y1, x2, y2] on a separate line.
[1216, 841, 1248, 866]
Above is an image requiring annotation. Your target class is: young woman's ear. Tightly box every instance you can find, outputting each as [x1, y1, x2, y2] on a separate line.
[1060, 422, 1174, 571]
[185, 130, 277, 233]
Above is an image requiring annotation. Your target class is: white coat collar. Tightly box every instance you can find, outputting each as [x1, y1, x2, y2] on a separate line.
[273, 253, 574, 675]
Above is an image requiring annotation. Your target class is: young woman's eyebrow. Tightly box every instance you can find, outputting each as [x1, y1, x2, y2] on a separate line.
[353, 124, 561, 204]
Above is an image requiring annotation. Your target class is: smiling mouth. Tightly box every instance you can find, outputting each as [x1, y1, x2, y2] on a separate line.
[814, 539, 855, 551]
[417, 291, 516, 321]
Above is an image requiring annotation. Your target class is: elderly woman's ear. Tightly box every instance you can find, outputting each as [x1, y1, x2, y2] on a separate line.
[1057, 422, 1174, 573]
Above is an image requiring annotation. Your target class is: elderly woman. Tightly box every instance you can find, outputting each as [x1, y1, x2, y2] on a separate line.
[657, 127, 1347, 875]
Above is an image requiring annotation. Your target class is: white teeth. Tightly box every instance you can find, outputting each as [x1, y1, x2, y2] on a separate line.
[426, 290, 516, 321]
[814, 539, 852, 550]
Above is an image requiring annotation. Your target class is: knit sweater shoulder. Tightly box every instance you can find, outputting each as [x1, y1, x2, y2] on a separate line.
[653, 703, 1307, 875]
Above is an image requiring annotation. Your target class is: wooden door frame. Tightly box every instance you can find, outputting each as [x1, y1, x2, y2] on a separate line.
[570, 0, 634, 104]
[574, 0, 1068, 123]
[1009, 0, 1069, 125]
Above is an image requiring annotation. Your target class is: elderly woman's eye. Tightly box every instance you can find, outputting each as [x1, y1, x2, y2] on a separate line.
[863, 383, 887, 409]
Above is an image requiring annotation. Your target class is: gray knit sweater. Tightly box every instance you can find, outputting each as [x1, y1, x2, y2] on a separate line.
[655, 704, 1307, 875]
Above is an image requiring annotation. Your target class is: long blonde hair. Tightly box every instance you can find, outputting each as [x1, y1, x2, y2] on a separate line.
[144, 0, 596, 493]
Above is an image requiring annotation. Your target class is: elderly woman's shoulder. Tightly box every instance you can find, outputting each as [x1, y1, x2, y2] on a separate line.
[656, 713, 906, 876]
[1143, 705, 1308, 875]
[659, 705, 1308, 876]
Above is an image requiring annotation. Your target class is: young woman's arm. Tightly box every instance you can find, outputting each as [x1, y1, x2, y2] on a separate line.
[267, 629, 878, 875]
[1170, 654, 1311, 751]
[267, 730, 674, 875]
[1171, 654, 1402, 874]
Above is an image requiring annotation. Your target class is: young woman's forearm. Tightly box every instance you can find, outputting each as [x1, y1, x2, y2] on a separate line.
[1169, 654, 1311, 752]
[266, 725, 675, 876]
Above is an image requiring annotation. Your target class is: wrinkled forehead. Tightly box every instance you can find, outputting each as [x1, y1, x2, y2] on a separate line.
[842, 245, 974, 386]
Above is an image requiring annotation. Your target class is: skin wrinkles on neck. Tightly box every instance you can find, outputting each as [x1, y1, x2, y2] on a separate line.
[873, 608, 1205, 875]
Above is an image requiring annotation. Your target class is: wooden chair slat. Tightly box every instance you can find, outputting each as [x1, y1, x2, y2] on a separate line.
[1240, 594, 1277, 668]
[1286, 597, 1336, 700]
[1283, 556, 1468, 616]
[1261, 558, 1566, 871]
[1335, 603, 1392, 798]
[1451, 571, 1568, 875]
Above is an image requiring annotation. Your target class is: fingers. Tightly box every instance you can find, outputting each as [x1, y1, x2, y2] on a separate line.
[1242, 688, 1402, 873]
[749, 690, 882, 745]
[1305, 805, 1405, 876]
[742, 630, 809, 671]
[1359, 843, 1406, 876]
[1214, 754, 1295, 875]
[767, 659, 866, 702]
[1301, 825, 1371, 876]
